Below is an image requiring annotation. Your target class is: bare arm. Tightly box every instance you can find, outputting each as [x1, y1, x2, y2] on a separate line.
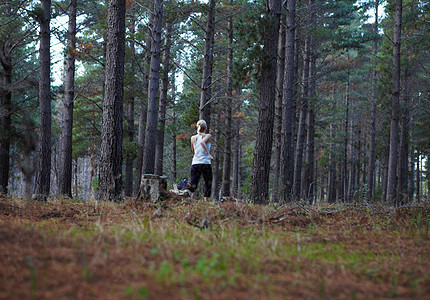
[190, 136, 196, 154]
[201, 134, 213, 161]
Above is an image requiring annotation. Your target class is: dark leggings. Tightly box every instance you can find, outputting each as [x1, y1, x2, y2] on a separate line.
[189, 164, 212, 197]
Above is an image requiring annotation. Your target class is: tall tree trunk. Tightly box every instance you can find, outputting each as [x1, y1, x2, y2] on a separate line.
[292, 34, 310, 200]
[342, 64, 350, 202]
[386, 0, 402, 204]
[155, 23, 172, 176]
[367, 0, 378, 201]
[124, 16, 137, 197]
[396, 70, 410, 205]
[212, 113, 220, 200]
[0, 21, 14, 196]
[34, 0, 52, 199]
[231, 98, 242, 198]
[97, 0, 126, 202]
[220, 9, 234, 198]
[231, 110, 241, 198]
[304, 45, 315, 204]
[280, 0, 296, 201]
[416, 154, 420, 201]
[327, 121, 336, 203]
[171, 78, 177, 184]
[347, 68, 355, 201]
[58, 0, 77, 198]
[0, 53, 12, 195]
[408, 115, 414, 202]
[199, 0, 216, 126]
[142, 0, 163, 174]
[133, 23, 152, 195]
[273, 10, 286, 202]
[250, 0, 281, 204]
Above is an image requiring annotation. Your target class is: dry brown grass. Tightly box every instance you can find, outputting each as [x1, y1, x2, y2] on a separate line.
[0, 196, 429, 299]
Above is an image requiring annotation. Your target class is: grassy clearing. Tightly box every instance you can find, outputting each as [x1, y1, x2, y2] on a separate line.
[0, 196, 429, 299]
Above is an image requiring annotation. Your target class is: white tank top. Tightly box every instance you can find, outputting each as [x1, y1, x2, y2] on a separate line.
[192, 134, 211, 165]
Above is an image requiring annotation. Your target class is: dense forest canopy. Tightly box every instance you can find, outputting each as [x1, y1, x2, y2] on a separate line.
[0, 0, 429, 204]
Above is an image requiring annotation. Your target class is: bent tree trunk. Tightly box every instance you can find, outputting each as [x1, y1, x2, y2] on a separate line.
[97, 0, 126, 202]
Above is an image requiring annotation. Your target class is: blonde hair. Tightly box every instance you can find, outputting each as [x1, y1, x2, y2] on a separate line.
[196, 120, 207, 134]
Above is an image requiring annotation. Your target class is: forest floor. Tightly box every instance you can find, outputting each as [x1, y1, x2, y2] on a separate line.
[0, 194, 429, 300]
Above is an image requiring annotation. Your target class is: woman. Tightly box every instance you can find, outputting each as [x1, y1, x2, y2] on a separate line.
[186, 120, 213, 201]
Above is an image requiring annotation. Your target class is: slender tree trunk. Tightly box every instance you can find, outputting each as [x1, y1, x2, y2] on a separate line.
[347, 73, 355, 201]
[250, 0, 281, 204]
[124, 16, 137, 197]
[133, 24, 152, 195]
[381, 150, 389, 201]
[0, 55, 12, 195]
[273, 10, 286, 201]
[58, 0, 77, 198]
[155, 23, 172, 176]
[97, 0, 126, 202]
[34, 0, 52, 199]
[220, 9, 234, 198]
[304, 45, 315, 204]
[386, 0, 402, 204]
[408, 116, 414, 202]
[327, 122, 336, 203]
[170, 73, 177, 184]
[292, 34, 310, 200]
[367, 0, 378, 201]
[231, 112, 241, 198]
[212, 113, 220, 200]
[397, 70, 410, 205]
[416, 154, 420, 201]
[280, 0, 296, 201]
[342, 63, 350, 202]
[199, 0, 216, 126]
[142, 0, 163, 174]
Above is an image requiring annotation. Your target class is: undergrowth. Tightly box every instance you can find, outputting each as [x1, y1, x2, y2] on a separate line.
[0, 196, 429, 299]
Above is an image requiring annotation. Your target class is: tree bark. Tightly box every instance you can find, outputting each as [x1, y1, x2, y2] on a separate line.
[212, 112, 220, 200]
[155, 23, 172, 176]
[220, 9, 234, 198]
[272, 10, 286, 202]
[199, 0, 216, 126]
[124, 16, 137, 197]
[58, 0, 77, 198]
[396, 70, 410, 205]
[97, 0, 126, 202]
[0, 52, 12, 195]
[280, 0, 296, 202]
[34, 0, 52, 198]
[386, 0, 402, 204]
[292, 34, 310, 200]
[327, 120, 336, 203]
[142, 0, 163, 174]
[304, 45, 315, 204]
[250, 0, 281, 204]
[133, 21, 152, 195]
[367, 0, 378, 201]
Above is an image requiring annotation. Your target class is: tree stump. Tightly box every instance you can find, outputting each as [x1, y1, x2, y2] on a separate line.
[138, 174, 167, 202]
